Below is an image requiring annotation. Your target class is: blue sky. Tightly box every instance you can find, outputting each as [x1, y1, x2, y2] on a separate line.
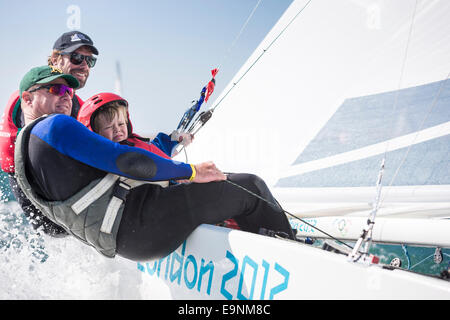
[0, 0, 292, 134]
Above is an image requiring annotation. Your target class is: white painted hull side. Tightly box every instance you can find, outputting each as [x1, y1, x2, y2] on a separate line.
[133, 224, 450, 300]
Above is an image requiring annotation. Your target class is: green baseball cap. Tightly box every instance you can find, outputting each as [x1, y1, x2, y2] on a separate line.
[19, 65, 80, 96]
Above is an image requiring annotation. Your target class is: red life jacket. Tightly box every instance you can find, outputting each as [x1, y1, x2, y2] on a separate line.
[125, 135, 239, 228]
[78, 94, 172, 160]
[125, 134, 171, 159]
[0, 91, 20, 173]
[0, 91, 83, 173]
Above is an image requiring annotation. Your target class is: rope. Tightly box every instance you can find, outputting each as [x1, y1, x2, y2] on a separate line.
[410, 253, 435, 270]
[224, 178, 356, 252]
[381, 0, 418, 159]
[404, 250, 450, 271]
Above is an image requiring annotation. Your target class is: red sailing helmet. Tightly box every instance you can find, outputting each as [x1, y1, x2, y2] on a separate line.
[77, 92, 129, 131]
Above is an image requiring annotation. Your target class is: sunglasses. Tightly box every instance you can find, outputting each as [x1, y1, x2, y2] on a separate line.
[28, 84, 74, 98]
[60, 52, 97, 68]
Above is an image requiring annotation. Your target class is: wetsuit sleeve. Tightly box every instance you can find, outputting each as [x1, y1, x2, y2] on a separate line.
[152, 132, 179, 157]
[30, 115, 193, 181]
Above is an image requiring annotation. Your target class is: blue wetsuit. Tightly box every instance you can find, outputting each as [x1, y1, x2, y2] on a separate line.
[26, 114, 192, 201]
[23, 114, 295, 260]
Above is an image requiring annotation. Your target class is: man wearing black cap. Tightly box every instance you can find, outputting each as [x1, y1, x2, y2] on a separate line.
[0, 31, 98, 237]
[48, 31, 98, 117]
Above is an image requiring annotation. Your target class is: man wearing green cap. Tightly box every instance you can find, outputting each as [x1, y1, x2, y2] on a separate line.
[2, 66, 79, 237]
[19, 66, 80, 123]
[0, 31, 97, 236]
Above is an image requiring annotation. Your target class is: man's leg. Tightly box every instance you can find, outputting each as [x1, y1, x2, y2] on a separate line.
[117, 173, 294, 260]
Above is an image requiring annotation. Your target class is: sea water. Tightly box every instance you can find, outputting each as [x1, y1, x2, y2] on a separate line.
[0, 200, 144, 299]
[0, 173, 148, 299]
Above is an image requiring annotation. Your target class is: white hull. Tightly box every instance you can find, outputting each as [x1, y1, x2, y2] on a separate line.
[131, 224, 450, 299]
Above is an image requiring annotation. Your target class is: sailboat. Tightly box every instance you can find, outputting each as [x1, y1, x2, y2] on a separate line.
[118, 0, 450, 299]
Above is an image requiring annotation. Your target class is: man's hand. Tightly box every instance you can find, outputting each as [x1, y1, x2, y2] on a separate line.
[177, 161, 226, 184]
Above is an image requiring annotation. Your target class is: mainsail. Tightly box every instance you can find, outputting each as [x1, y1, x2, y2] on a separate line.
[138, 0, 450, 298]
[179, 0, 450, 246]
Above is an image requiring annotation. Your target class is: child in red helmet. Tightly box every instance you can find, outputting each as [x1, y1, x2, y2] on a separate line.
[91, 101, 129, 143]
[78, 92, 191, 160]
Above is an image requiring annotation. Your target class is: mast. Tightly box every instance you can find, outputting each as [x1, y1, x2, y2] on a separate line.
[348, 158, 384, 263]
[114, 61, 122, 95]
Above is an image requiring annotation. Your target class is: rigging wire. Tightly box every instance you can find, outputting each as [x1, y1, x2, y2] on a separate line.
[224, 178, 356, 252]
[210, 0, 313, 113]
[375, 0, 418, 200]
[349, 0, 420, 261]
[216, 0, 264, 71]
[175, 0, 265, 160]
[408, 252, 449, 272]
[378, 71, 450, 205]
[179, 0, 313, 158]
[376, 0, 449, 206]
[178, 0, 313, 155]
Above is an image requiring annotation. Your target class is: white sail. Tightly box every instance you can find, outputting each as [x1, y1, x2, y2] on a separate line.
[141, 0, 450, 299]
[181, 0, 450, 191]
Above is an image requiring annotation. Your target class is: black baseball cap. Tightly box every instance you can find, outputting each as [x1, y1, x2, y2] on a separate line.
[53, 31, 99, 55]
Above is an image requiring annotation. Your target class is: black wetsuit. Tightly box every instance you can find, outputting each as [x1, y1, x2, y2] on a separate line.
[22, 114, 295, 260]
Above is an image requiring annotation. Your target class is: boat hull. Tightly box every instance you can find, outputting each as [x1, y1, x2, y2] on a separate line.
[131, 224, 450, 299]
